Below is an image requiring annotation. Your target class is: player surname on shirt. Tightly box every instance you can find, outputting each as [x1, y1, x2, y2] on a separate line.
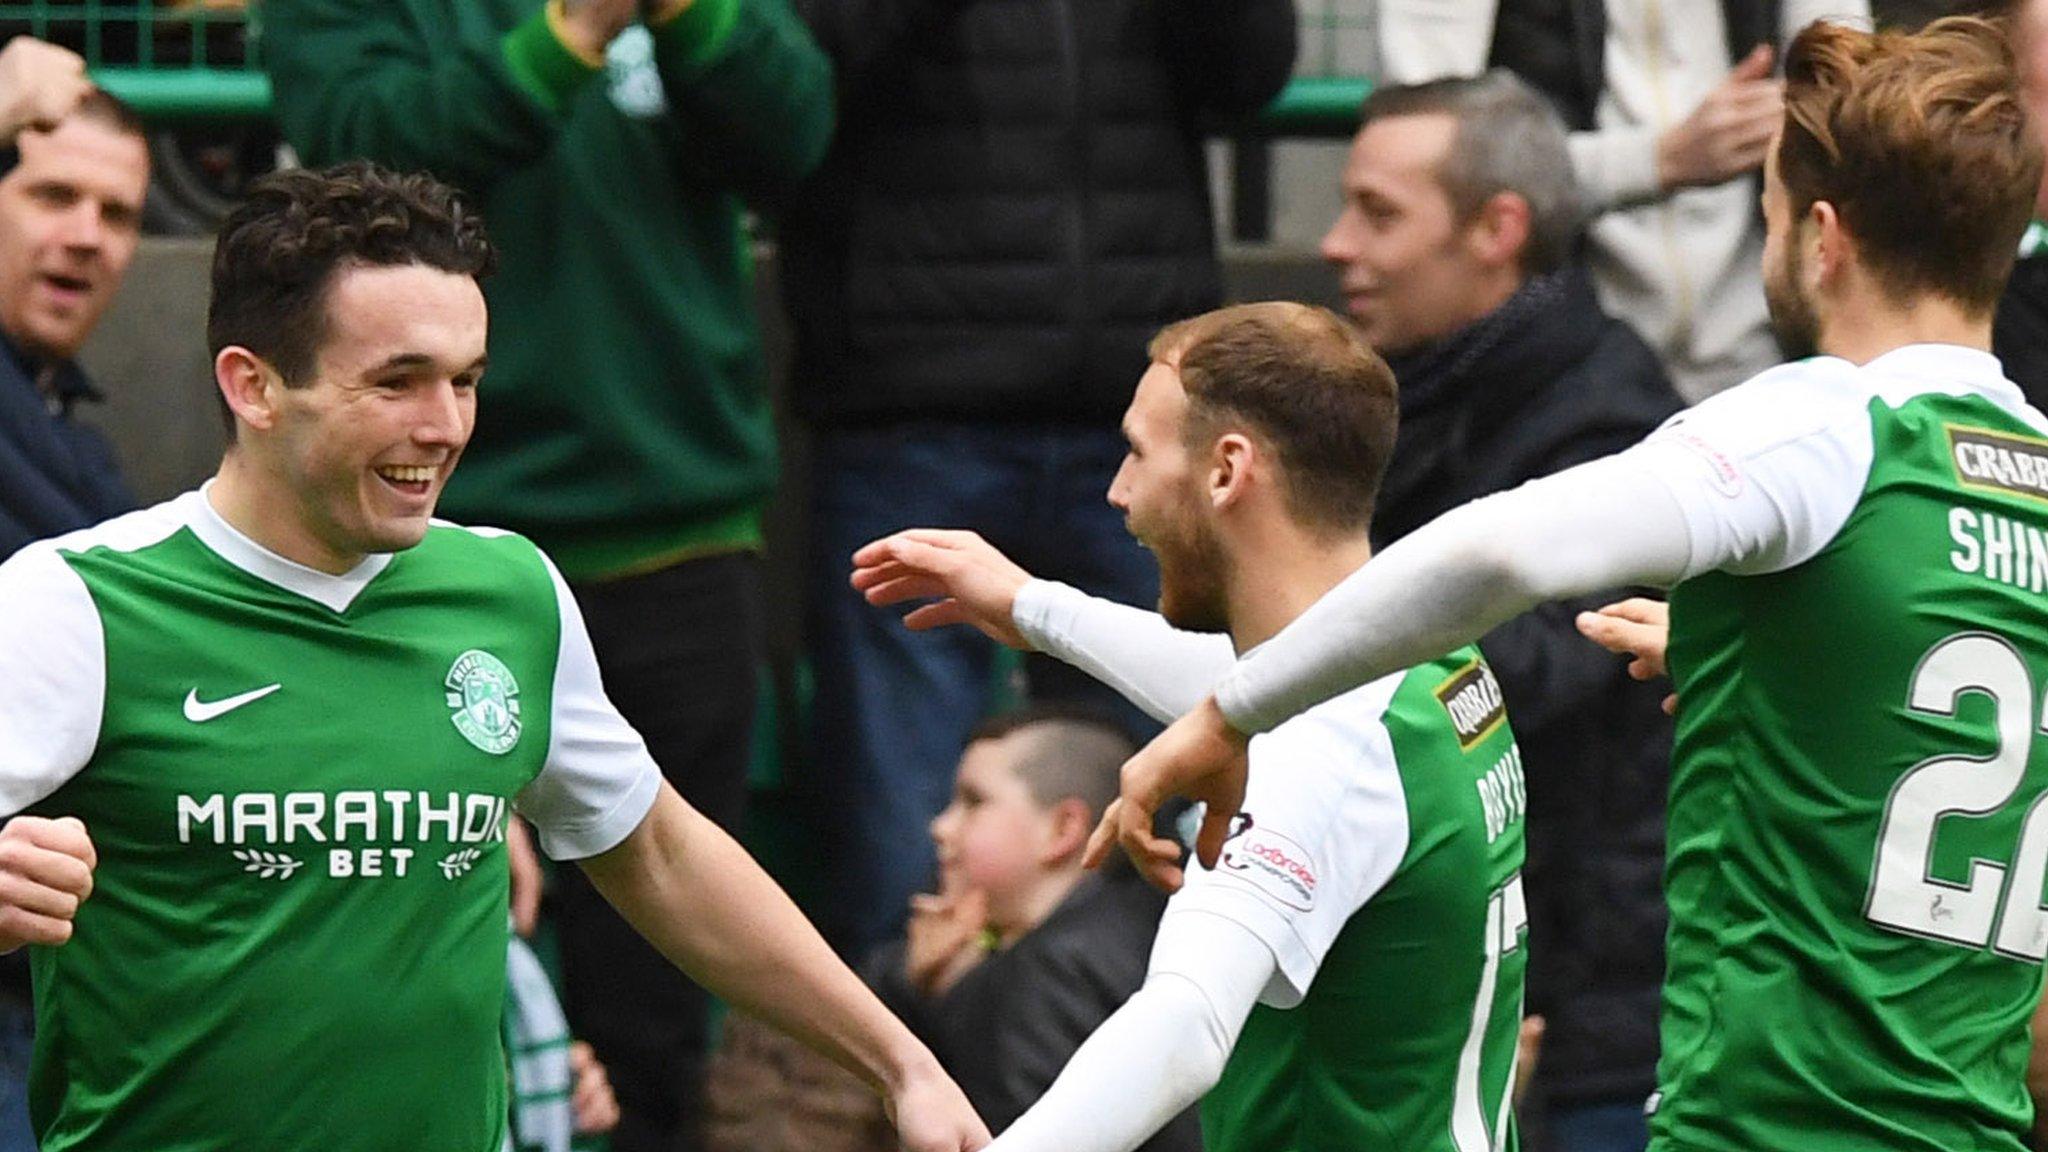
[1947, 425, 2048, 593]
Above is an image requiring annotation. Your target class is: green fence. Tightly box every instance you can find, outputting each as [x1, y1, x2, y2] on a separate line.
[3, 2, 1370, 132]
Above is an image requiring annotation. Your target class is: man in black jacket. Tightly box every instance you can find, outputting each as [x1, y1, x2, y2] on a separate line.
[783, 0, 1297, 956]
[1319, 72, 1679, 1152]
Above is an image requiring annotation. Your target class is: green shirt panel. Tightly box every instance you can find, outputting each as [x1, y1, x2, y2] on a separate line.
[28, 524, 562, 1152]
[1660, 393, 2048, 1152]
[1203, 648, 1528, 1152]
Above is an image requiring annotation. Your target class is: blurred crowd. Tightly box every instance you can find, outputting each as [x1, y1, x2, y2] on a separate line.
[0, 1, 2041, 1151]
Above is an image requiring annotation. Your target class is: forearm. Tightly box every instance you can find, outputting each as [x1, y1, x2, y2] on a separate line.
[1569, 126, 1666, 210]
[1012, 580, 1237, 724]
[262, 0, 589, 189]
[988, 913, 1269, 1152]
[583, 786, 936, 1094]
[649, 0, 837, 200]
[1217, 453, 1694, 734]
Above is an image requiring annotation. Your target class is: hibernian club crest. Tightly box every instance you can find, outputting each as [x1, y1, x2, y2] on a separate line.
[446, 649, 521, 755]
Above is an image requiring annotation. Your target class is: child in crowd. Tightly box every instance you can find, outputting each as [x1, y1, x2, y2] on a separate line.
[863, 706, 1202, 1152]
[704, 706, 1200, 1152]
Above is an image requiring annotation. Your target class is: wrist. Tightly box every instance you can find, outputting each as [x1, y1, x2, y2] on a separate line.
[644, 0, 695, 25]
[1654, 125, 1696, 192]
[546, 0, 615, 66]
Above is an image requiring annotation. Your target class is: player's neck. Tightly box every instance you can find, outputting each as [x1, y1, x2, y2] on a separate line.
[1818, 292, 1993, 366]
[1225, 526, 1375, 653]
[210, 451, 367, 576]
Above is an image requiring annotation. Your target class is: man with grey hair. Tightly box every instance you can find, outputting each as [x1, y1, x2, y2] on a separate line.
[1320, 70, 1682, 1152]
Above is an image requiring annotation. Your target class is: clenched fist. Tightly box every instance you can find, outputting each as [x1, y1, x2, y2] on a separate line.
[0, 815, 96, 952]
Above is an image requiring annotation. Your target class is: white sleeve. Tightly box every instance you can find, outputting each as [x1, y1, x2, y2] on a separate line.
[1212, 363, 1879, 734]
[1167, 696, 1411, 1003]
[1780, 3, 1872, 39]
[515, 554, 663, 861]
[1012, 580, 1237, 724]
[0, 545, 104, 816]
[985, 912, 1275, 1152]
[1373, 0, 1496, 83]
[1629, 358, 1875, 580]
[1568, 126, 1664, 210]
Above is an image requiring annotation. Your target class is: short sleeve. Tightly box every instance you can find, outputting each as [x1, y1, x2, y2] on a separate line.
[515, 554, 662, 860]
[0, 544, 106, 815]
[1623, 358, 1878, 580]
[1160, 682, 1409, 1008]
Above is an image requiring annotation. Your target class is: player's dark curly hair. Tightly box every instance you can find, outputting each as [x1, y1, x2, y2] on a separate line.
[206, 162, 495, 393]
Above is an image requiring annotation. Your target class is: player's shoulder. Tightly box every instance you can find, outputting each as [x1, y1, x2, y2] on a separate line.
[0, 495, 196, 589]
[1656, 356, 1874, 452]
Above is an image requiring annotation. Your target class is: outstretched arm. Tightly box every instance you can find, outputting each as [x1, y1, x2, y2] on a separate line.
[854, 529, 1235, 722]
[986, 912, 1274, 1152]
[582, 785, 990, 1151]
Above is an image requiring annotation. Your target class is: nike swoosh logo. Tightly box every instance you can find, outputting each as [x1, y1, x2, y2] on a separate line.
[184, 684, 282, 723]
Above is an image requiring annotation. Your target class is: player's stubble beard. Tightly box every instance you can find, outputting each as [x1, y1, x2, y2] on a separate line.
[1144, 495, 1233, 635]
[1765, 236, 1822, 362]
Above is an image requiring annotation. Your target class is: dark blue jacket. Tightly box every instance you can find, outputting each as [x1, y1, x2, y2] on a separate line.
[0, 337, 132, 560]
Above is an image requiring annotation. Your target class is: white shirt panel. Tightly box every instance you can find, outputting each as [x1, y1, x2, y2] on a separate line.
[0, 500, 193, 814]
[516, 552, 662, 861]
[1166, 673, 1410, 1008]
[1634, 345, 2038, 581]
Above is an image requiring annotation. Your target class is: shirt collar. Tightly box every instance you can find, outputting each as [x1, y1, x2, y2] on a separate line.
[184, 482, 395, 613]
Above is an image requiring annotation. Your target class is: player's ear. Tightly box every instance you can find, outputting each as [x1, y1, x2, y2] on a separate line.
[1808, 198, 1845, 289]
[1042, 797, 1094, 865]
[1210, 432, 1255, 510]
[215, 346, 286, 435]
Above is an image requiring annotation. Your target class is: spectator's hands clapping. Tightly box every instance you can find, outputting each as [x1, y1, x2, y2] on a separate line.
[1656, 45, 1781, 191]
[554, 0, 638, 60]
[906, 886, 989, 997]
[0, 815, 96, 952]
[851, 529, 1037, 650]
[0, 38, 92, 143]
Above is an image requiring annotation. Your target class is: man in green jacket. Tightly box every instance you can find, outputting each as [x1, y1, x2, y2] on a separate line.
[259, 2, 833, 1149]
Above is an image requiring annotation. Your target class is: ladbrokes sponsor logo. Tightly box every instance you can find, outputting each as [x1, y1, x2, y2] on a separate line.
[1219, 814, 1318, 912]
[1434, 659, 1507, 751]
[1949, 425, 2048, 505]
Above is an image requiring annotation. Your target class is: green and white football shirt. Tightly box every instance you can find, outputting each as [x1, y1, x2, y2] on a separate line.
[1634, 345, 2048, 1151]
[0, 487, 661, 1152]
[1173, 648, 1528, 1152]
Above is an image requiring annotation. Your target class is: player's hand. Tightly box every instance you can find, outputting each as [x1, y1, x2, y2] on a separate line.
[1084, 696, 1249, 891]
[553, 0, 637, 60]
[0, 38, 91, 142]
[886, 1057, 992, 1151]
[0, 815, 96, 952]
[1513, 1015, 1546, 1106]
[507, 816, 543, 938]
[1656, 44, 1781, 190]
[1576, 597, 1676, 715]
[906, 887, 988, 996]
[568, 1041, 621, 1135]
[851, 529, 1037, 650]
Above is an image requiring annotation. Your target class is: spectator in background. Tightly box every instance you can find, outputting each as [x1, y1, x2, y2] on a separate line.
[782, 0, 1296, 958]
[1318, 72, 1678, 1152]
[1378, 0, 1870, 402]
[0, 46, 144, 557]
[863, 707, 1200, 1152]
[1994, 0, 2048, 406]
[0, 39, 147, 1152]
[258, 2, 833, 1148]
